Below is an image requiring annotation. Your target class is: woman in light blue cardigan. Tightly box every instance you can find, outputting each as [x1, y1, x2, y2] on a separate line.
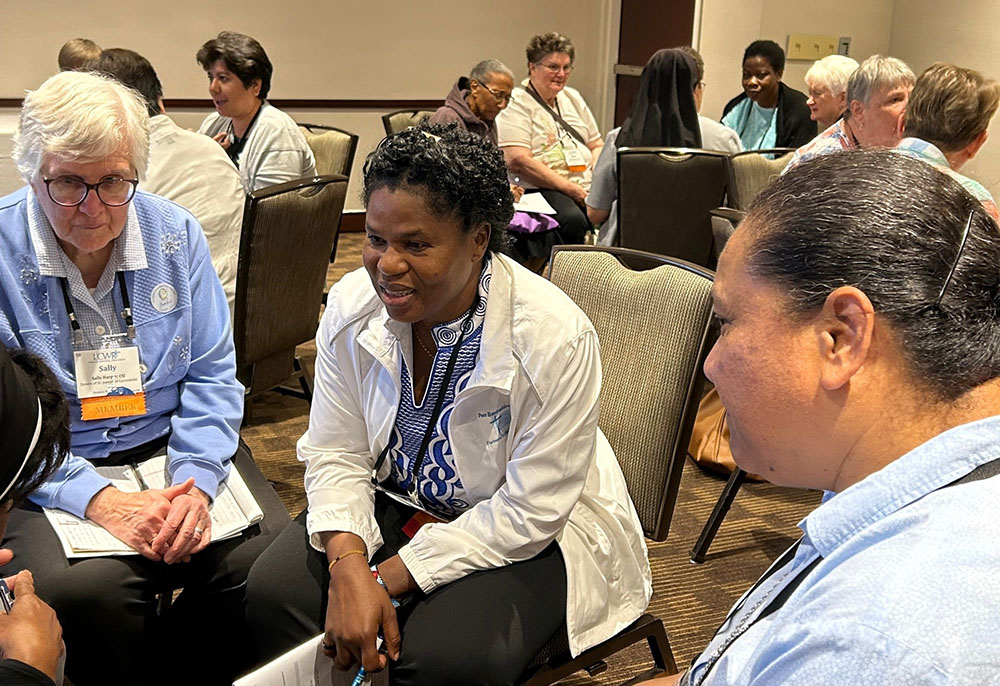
[0, 70, 288, 686]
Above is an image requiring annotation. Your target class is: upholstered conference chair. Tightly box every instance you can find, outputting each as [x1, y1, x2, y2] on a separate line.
[297, 123, 360, 179]
[616, 147, 729, 268]
[725, 148, 794, 211]
[709, 207, 746, 261]
[519, 245, 715, 686]
[381, 109, 434, 136]
[234, 175, 348, 419]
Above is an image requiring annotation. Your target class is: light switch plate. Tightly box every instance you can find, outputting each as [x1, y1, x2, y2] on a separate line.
[786, 34, 839, 60]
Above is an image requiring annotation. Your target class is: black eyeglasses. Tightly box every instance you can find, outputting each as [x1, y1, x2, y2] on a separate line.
[473, 80, 511, 105]
[42, 175, 139, 207]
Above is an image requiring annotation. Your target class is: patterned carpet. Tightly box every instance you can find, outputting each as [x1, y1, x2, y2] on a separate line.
[241, 233, 822, 684]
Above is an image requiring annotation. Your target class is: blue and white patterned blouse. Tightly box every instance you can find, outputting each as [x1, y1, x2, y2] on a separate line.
[384, 257, 491, 519]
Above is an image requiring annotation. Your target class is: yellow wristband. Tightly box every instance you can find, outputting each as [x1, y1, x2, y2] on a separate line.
[328, 549, 366, 573]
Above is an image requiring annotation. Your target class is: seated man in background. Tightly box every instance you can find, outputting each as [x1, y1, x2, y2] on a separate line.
[56, 38, 100, 71]
[0, 346, 70, 686]
[430, 59, 515, 146]
[680, 46, 742, 153]
[804, 54, 859, 130]
[93, 48, 245, 316]
[894, 61, 1000, 220]
[784, 55, 914, 171]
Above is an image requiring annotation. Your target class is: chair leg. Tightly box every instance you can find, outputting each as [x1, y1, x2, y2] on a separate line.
[690, 468, 748, 563]
[294, 356, 313, 402]
[646, 616, 678, 674]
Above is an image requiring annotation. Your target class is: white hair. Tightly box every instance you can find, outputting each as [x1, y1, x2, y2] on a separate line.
[13, 70, 150, 184]
[805, 55, 860, 98]
[470, 59, 515, 84]
[845, 55, 916, 118]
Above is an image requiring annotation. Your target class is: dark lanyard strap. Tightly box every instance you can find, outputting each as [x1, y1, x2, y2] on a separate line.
[226, 103, 264, 166]
[60, 272, 136, 343]
[737, 98, 778, 149]
[371, 297, 480, 503]
[525, 82, 588, 147]
[690, 453, 1000, 685]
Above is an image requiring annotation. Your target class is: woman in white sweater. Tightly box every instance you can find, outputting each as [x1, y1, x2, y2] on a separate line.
[196, 31, 315, 193]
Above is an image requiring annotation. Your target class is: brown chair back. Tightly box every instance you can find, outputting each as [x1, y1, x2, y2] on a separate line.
[297, 123, 359, 178]
[381, 110, 434, 136]
[547, 245, 715, 540]
[726, 148, 795, 210]
[617, 147, 729, 268]
[234, 175, 348, 396]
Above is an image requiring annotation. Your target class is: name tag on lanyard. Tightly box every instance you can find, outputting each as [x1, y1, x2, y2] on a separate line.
[562, 141, 588, 173]
[73, 335, 147, 420]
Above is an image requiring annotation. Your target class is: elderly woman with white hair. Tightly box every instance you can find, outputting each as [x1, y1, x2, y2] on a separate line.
[804, 54, 859, 130]
[0, 70, 289, 686]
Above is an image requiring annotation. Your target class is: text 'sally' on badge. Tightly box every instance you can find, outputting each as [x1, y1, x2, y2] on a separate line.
[73, 345, 146, 420]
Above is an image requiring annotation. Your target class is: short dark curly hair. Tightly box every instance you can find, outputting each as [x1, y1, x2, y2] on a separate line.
[196, 31, 272, 100]
[363, 123, 513, 255]
[526, 32, 575, 65]
[744, 39, 785, 74]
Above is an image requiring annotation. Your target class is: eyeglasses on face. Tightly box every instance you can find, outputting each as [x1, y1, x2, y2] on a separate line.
[536, 62, 574, 75]
[42, 175, 139, 207]
[473, 80, 511, 104]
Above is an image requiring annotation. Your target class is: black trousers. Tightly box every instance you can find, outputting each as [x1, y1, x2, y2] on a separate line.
[2, 438, 291, 686]
[245, 494, 568, 686]
[537, 189, 590, 245]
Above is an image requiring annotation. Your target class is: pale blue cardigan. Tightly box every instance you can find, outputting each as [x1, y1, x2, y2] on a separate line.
[0, 187, 242, 518]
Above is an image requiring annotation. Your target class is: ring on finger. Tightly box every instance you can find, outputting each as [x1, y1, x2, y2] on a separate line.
[194, 526, 204, 535]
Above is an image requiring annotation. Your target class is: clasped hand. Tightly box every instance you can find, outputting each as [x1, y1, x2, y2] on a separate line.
[84, 478, 212, 563]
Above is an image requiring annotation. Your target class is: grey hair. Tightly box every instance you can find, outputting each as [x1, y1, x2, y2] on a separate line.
[744, 148, 1000, 401]
[14, 71, 150, 183]
[844, 55, 915, 118]
[805, 55, 859, 97]
[469, 59, 514, 84]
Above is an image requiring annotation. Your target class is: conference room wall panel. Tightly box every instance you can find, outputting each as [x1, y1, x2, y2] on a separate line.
[0, 0, 616, 211]
[890, 0, 1000, 200]
[697, 0, 893, 121]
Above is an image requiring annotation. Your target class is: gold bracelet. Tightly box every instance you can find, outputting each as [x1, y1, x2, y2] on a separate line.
[328, 549, 366, 573]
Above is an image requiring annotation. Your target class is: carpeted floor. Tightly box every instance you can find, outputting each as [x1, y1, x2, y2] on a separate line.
[241, 232, 822, 684]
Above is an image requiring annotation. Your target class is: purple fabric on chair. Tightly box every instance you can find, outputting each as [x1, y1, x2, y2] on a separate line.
[508, 211, 560, 234]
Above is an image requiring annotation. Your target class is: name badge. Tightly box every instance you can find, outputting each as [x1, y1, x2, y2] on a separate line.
[73, 336, 146, 420]
[562, 143, 587, 173]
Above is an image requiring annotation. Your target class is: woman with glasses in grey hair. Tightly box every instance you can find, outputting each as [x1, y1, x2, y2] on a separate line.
[496, 32, 603, 247]
[0, 70, 289, 686]
[649, 149, 1000, 685]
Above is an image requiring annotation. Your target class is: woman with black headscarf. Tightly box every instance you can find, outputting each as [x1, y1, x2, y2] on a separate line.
[586, 48, 702, 245]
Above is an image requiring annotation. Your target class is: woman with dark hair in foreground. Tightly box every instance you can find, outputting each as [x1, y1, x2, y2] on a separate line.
[0, 346, 70, 686]
[651, 149, 1000, 685]
[245, 124, 651, 685]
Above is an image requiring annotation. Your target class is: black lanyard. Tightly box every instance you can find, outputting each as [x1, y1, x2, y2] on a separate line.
[226, 103, 264, 166]
[525, 82, 588, 148]
[371, 297, 480, 505]
[60, 272, 136, 345]
[687, 453, 1000, 685]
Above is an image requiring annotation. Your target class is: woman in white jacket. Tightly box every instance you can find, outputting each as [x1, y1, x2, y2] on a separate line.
[245, 124, 651, 685]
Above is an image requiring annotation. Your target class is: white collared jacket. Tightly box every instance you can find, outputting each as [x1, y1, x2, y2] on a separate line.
[301, 253, 652, 656]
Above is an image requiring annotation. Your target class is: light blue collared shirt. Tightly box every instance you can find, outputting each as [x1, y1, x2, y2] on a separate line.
[687, 414, 1000, 685]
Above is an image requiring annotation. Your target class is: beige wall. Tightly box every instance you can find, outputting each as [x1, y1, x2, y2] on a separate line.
[697, 0, 893, 121]
[0, 0, 615, 210]
[890, 0, 1000, 197]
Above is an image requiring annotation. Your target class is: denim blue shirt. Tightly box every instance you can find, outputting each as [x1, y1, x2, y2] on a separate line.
[687, 414, 1000, 685]
[0, 187, 242, 518]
